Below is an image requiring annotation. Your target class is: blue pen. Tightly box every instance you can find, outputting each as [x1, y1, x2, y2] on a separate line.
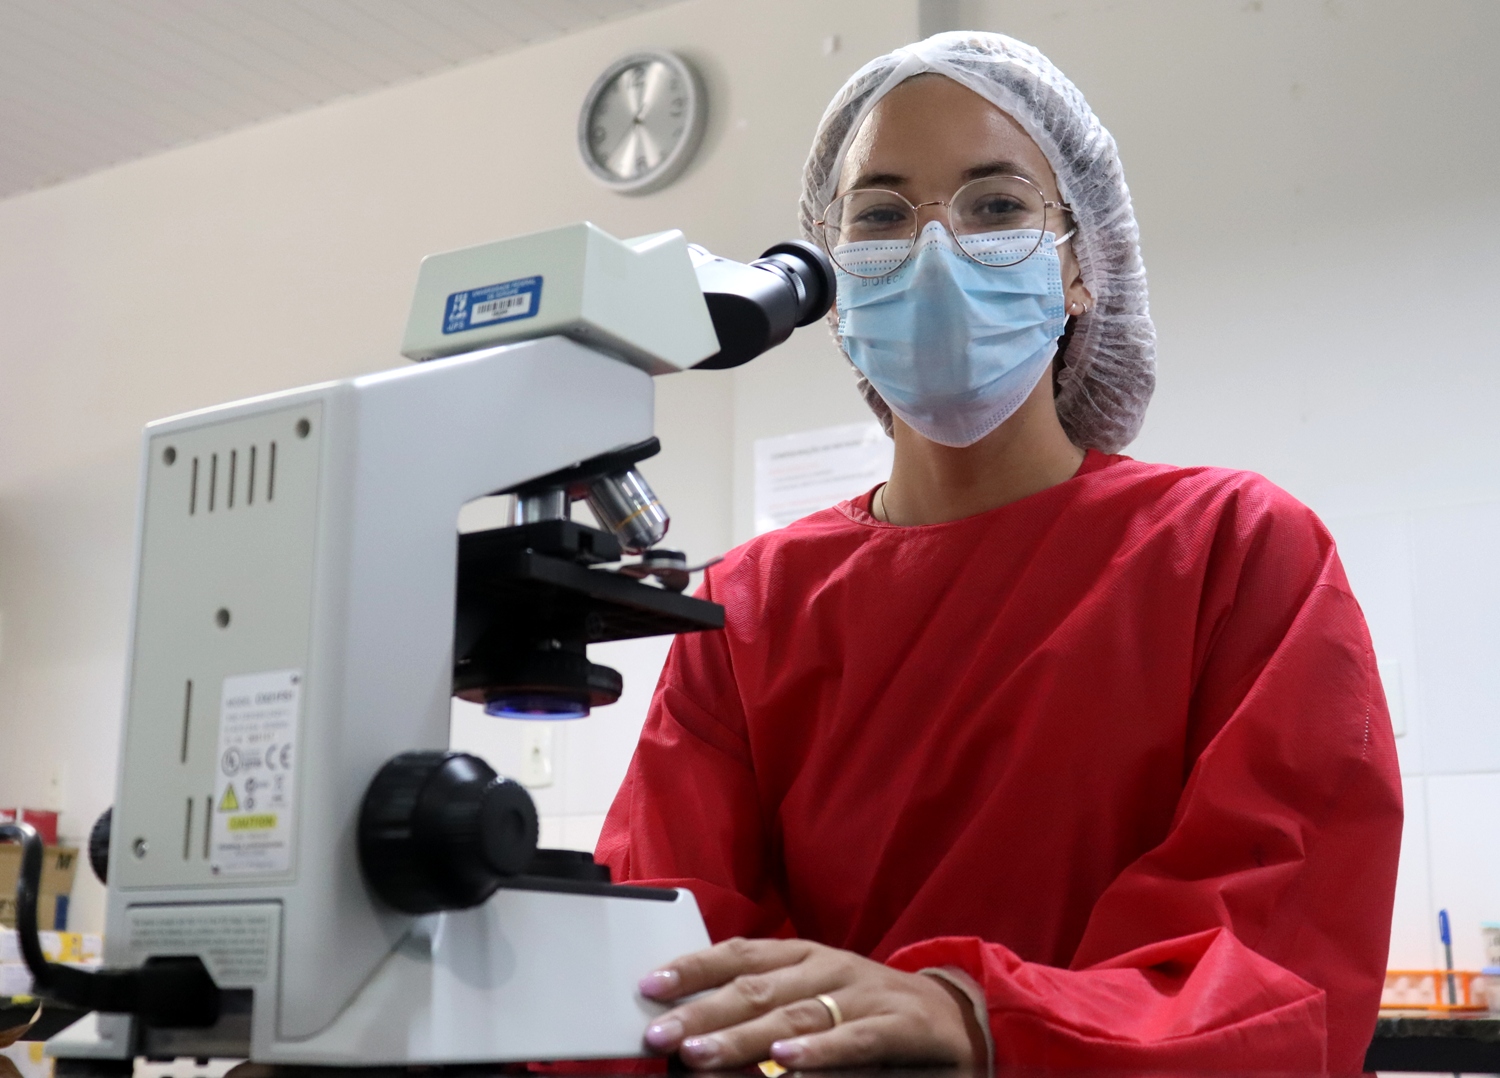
[1440, 909, 1458, 1005]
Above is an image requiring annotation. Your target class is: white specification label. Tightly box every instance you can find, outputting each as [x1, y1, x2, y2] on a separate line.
[127, 904, 279, 986]
[212, 669, 301, 875]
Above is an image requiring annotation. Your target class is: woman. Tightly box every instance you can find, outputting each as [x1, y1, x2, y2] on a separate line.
[597, 32, 1400, 1073]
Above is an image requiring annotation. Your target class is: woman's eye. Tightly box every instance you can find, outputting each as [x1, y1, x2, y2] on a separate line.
[851, 206, 911, 230]
[971, 196, 1027, 219]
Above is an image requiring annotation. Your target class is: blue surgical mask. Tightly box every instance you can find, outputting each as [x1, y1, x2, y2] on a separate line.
[836, 221, 1068, 447]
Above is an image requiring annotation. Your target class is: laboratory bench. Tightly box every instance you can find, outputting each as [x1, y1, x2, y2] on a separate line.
[9, 999, 1500, 1075]
[1365, 1010, 1500, 1072]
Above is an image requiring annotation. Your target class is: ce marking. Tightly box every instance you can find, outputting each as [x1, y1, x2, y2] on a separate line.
[264, 743, 293, 770]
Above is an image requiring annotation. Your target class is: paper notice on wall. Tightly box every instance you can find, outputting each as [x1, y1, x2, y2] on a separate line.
[212, 669, 301, 876]
[753, 422, 894, 534]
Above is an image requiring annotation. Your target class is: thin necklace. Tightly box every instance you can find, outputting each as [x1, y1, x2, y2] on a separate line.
[876, 482, 890, 523]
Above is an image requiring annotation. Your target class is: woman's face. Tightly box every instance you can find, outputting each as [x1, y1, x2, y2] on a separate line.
[834, 74, 1091, 313]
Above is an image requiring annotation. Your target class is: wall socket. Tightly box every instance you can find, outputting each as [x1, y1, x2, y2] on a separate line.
[519, 725, 555, 788]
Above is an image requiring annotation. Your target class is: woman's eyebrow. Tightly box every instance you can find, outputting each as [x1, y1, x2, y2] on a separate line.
[845, 161, 1045, 192]
[963, 160, 1041, 184]
[847, 171, 906, 190]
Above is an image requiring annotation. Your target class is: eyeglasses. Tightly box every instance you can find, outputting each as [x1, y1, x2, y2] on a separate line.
[815, 174, 1074, 278]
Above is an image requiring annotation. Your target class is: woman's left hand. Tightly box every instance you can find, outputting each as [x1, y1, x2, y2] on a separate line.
[638, 937, 984, 1070]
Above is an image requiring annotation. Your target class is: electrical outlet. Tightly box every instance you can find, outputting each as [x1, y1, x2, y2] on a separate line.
[519, 725, 555, 789]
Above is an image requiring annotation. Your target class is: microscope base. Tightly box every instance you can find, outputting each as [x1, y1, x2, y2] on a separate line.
[49, 885, 711, 1067]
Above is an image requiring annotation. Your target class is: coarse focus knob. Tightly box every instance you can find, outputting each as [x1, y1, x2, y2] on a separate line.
[89, 807, 111, 885]
[358, 751, 538, 914]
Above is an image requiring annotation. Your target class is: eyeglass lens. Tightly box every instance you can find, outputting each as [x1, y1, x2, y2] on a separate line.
[821, 175, 1057, 277]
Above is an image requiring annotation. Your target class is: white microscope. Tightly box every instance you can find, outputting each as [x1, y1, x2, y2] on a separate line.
[0, 222, 833, 1069]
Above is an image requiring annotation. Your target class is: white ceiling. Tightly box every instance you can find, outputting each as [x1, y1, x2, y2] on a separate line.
[0, 0, 684, 200]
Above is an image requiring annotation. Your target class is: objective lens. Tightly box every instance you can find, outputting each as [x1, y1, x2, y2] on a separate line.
[585, 468, 669, 554]
[511, 487, 569, 525]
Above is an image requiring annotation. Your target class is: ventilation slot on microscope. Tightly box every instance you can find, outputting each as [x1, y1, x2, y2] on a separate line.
[179, 680, 193, 763]
[183, 798, 194, 860]
[188, 444, 280, 514]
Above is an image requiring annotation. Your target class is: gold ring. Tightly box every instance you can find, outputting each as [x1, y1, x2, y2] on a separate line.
[814, 993, 843, 1028]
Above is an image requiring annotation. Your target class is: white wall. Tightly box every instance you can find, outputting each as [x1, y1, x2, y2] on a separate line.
[0, 0, 918, 931]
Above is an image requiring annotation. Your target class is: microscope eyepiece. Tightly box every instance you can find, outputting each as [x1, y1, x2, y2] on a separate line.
[689, 240, 836, 370]
[755, 241, 836, 327]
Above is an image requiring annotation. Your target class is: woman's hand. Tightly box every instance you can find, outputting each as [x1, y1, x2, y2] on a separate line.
[638, 937, 984, 1070]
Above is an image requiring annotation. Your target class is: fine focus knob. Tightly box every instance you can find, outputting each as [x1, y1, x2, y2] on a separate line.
[358, 751, 538, 914]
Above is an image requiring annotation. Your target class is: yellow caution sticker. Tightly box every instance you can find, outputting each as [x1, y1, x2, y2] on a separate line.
[218, 784, 239, 812]
[227, 814, 277, 832]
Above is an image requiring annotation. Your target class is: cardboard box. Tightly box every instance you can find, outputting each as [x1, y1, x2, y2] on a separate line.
[1, 930, 99, 965]
[0, 962, 32, 997]
[0, 929, 105, 999]
[0, 846, 79, 931]
[0, 812, 58, 847]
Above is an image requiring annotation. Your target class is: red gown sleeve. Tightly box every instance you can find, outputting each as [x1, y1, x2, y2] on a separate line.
[886, 500, 1402, 1073]
[596, 600, 794, 941]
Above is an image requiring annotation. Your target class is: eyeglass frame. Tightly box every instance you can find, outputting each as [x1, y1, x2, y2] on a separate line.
[814, 173, 1076, 277]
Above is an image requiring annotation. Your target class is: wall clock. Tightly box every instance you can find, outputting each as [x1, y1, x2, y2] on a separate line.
[578, 50, 706, 195]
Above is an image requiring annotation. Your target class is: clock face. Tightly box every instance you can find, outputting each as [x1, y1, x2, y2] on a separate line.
[578, 51, 705, 194]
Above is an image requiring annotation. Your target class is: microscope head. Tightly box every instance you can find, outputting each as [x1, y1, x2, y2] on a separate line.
[400, 222, 718, 373]
[400, 221, 835, 376]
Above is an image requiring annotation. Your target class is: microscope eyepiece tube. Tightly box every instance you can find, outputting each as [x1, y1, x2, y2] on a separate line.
[586, 468, 669, 554]
[689, 240, 836, 370]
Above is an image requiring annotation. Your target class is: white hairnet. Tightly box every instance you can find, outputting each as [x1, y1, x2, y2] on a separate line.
[799, 31, 1155, 454]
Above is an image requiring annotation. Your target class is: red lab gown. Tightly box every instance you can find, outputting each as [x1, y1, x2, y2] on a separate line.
[597, 451, 1402, 1073]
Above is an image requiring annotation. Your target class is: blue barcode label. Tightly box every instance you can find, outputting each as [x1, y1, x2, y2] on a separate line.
[443, 276, 543, 334]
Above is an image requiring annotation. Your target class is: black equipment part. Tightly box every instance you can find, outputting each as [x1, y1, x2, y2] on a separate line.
[495, 849, 676, 901]
[762, 241, 837, 326]
[453, 521, 722, 713]
[529, 848, 612, 883]
[457, 524, 723, 646]
[459, 518, 621, 573]
[88, 807, 111, 885]
[693, 240, 836, 370]
[0, 821, 220, 1028]
[359, 751, 540, 915]
[459, 646, 623, 714]
[501, 437, 661, 500]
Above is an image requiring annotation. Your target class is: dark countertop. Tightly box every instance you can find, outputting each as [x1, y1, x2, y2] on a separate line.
[1376, 1010, 1500, 1039]
[1367, 1010, 1500, 1071]
[10, 999, 1500, 1074]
